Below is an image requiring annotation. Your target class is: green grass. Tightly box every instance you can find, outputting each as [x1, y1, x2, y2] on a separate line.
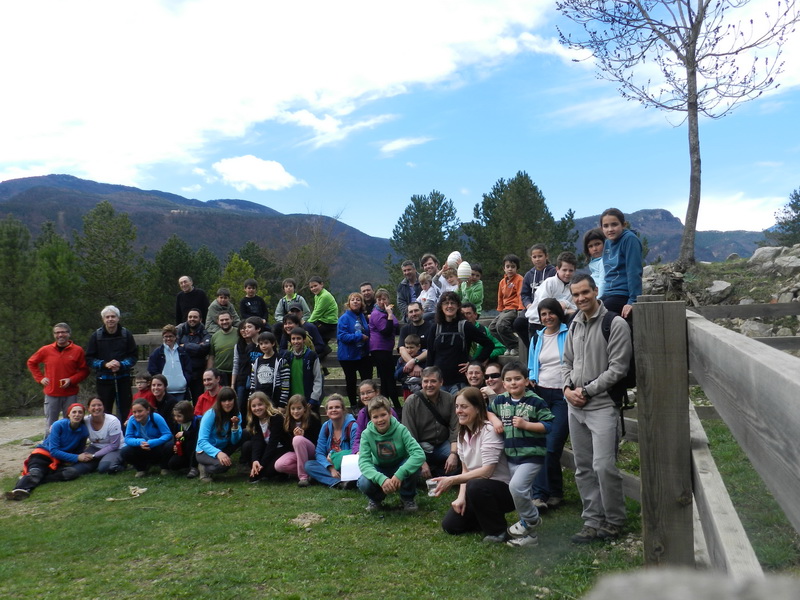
[1, 465, 642, 599]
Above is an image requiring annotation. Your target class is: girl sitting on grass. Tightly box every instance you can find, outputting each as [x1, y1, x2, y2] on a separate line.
[304, 394, 359, 489]
[274, 395, 321, 487]
[241, 391, 286, 483]
[167, 400, 202, 478]
[196, 387, 242, 483]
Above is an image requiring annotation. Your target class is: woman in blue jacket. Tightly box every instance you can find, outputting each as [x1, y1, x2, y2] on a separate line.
[121, 398, 174, 477]
[600, 208, 643, 319]
[195, 387, 242, 482]
[304, 394, 358, 489]
[527, 298, 570, 510]
[337, 293, 373, 408]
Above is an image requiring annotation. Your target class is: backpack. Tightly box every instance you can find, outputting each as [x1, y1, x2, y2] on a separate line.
[435, 319, 467, 353]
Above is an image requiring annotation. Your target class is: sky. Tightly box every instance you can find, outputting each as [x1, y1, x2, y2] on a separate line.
[1, 0, 799, 240]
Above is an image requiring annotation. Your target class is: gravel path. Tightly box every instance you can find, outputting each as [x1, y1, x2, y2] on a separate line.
[0, 417, 42, 479]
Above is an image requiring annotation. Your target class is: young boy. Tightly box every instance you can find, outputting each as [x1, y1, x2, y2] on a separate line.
[133, 373, 157, 410]
[250, 332, 290, 408]
[487, 361, 554, 547]
[459, 263, 484, 316]
[394, 334, 424, 398]
[285, 327, 323, 413]
[206, 288, 242, 334]
[524, 251, 578, 328]
[273, 278, 311, 326]
[239, 278, 268, 322]
[417, 272, 439, 317]
[489, 254, 524, 356]
[440, 268, 460, 293]
[357, 396, 426, 512]
[307, 276, 338, 349]
[514, 245, 558, 349]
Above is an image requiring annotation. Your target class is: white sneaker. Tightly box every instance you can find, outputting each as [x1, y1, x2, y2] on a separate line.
[507, 516, 542, 538]
[507, 532, 539, 547]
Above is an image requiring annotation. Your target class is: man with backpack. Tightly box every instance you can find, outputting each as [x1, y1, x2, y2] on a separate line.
[562, 273, 632, 544]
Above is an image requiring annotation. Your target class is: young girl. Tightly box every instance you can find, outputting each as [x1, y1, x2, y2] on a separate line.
[241, 391, 286, 483]
[584, 228, 606, 298]
[274, 395, 322, 486]
[304, 394, 359, 489]
[168, 400, 202, 478]
[196, 387, 242, 483]
[232, 317, 263, 414]
[250, 331, 290, 409]
[369, 288, 401, 412]
[600, 208, 643, 319]
[351, 380, 397, 453]
[151, 374, 177, 429]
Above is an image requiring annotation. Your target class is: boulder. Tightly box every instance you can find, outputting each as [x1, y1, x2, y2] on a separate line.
[777, 292, 795, 303]
[738, 297, 756, 305]
[740, 319, 772, 338]
[748, 246, 784, 273]
[776, 327, 794, 337]
[726, 253, 740, 261]
[773, 255, 800, 276]
[705, 280, 733, 302]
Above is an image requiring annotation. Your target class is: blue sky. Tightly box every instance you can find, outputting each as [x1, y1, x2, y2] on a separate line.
[1, 1, 798, 239]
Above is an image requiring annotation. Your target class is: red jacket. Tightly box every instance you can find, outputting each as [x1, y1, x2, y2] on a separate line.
[27, 341, 90, 397]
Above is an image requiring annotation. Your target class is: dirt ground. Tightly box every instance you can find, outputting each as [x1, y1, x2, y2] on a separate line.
[0, 417, 43, 478]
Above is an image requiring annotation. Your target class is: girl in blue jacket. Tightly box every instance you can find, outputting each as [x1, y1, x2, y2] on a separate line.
[600, 208, 643, 319]
[196, 387, 242, 482]
[121, 398, 174, 477]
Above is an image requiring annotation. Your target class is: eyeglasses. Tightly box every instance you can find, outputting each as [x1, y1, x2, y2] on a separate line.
[485, 373, 501, 380]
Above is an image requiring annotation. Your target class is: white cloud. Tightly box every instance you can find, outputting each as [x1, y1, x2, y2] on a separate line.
[0, 1, 558, 187]
[665, 192, 785, 232]
[181, 184, 202, 194]
[379, 137, 433, 156]
[211, 155, 304, 192]
[460, 188, 470, 195]
[549, 95, 669, 131]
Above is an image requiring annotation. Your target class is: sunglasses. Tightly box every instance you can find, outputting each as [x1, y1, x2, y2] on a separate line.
[485, 373, 501, 380]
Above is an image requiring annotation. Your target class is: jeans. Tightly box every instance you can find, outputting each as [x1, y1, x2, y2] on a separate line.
[420, 439, 452, 477]
[532, 386, 569, 500]
[357, 461, 418, 502]
[304, 459, 341, 487]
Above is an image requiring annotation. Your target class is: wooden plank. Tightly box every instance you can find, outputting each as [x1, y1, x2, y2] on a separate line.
[689, 303, 800, 320]
[687, 311, 800, 536]
[634, 301, 694, 566]
[689, 404, 763, 577]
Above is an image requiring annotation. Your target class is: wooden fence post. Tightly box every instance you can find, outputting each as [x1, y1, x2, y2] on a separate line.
[634, 297, 694, 566]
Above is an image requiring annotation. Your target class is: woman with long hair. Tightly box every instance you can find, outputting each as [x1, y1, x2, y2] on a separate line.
[337, 292, 373, 408]
[195, 386, 242, 483]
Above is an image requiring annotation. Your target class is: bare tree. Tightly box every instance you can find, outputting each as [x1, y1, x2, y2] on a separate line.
[557, 0, 799, 269]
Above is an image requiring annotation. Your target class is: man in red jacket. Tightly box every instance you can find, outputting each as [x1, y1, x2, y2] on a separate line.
[27, 323, 90, 437]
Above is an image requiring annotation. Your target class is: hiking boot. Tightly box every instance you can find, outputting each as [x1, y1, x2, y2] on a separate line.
[571, 525, 598, 544]
[5, 488, 30, 501]
[532, 498, 549, 511]
[507, 516, 542, 538]
[198, 464, 213, 483]
[507, 532, 539, 547]
[597, 522, 622, 540]
[366, 499, 382, 512]
[508, 348, 519, 356]
[482, 531, 509, 543]
[402, 499, 418, 512]
[134, 470, 147, 478]
[297, 477, 310, 488]
[186, 467, 199, 479]
[545, 496, 563, 509]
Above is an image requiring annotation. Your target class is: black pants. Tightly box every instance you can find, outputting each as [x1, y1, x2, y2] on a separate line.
[96, 377, 133, 422]
[340, 357, 373, 407]
[14, 454, 82, 494]
[372, 350, 400, 410]
[441, 478, 515, 537]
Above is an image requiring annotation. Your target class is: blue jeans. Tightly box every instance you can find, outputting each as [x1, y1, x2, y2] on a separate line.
[420, 439, 452, 477]
[304, 459, 341, 487]
[532, 386, 569, 500]
[357, 461, 418, 502]
[441, 383, 465, 396]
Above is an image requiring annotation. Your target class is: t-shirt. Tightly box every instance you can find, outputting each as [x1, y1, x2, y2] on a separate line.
[209, 329, 238, 373]
[537, 332, 563, 389]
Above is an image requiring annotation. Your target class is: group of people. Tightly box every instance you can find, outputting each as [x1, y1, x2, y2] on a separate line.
[12, 208, 642, 547]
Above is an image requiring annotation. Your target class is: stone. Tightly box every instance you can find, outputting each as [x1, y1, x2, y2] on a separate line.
[705, 280, 733, 302]
[740, 319, 772, 338]
[774, 255, 800, 276]
[776, 327, 794, 337]
[777, 292, 795, 303]
[748, 245, 784, 268]
[726, 253, 740, 261]
[738, 298, 755, 305]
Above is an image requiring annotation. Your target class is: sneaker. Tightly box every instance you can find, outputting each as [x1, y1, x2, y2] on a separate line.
[570, 525, 598, 544]
[507, 532, 539, 547]
[336, 480, 357, 490]
[507, 516, 542, 538]
[134, 471, 147, 478]
[545, 496, 563, 509]
[402, 499, 418, 512]
[297, 478, 310, 488]
[508, 348, 519, 356]
[597, 522, 622, 540]
[482, 531, 509, 543]
[502, 349, 512, 356]
[366, 499, 382, 512]
[5, 488, 30, 501]
[532, 498, 549, 511]
[160, 469, 170, 476]
[186, 467, 199, 479]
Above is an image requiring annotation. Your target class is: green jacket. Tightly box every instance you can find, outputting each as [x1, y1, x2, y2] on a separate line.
[471, 323, 505, 359]
[358, 417, 425, 485]
[309, 288, 339, 325]
[459, 280, 484, 315]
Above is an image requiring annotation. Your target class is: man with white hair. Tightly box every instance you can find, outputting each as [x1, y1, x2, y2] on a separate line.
[85, 305, 138, 420]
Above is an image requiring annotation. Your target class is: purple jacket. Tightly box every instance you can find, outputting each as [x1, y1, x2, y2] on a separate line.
[369, 307, 397, 352]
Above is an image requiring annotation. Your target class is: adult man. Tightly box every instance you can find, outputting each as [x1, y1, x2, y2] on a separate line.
[27, 323, 90, 436]
[397, 302, 432, 380]
[194, 368, 222, 417]
[207, 312, 237, 385]
[176, 309, 211, 401]
[85, 305, 138, 420]
[360, 282, 376, 315]
[307, 276, 338, 349]
[147, 324, 192, 400]
[401, 366, 459, 478]
[461, 302, 505, 360]
[175, 276, 209, 325]
[420, 253, 443, 290]
[396, 261, 421, 322]
[206, 288, 241, 334]
[562, 273, 632, 544]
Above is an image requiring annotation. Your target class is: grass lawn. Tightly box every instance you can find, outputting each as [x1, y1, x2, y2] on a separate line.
[1, 463, 642, 600]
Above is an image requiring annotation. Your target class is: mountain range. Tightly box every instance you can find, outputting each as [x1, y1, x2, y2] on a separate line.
[0, 174, 767, 293]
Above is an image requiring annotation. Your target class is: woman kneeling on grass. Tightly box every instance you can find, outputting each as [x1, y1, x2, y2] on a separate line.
[274, 395, 321, 487]
[5, 403, 92, 501]
[195, 387, 242, 483]
[77, 397, 124, 474]
[121, 398, 174, 478]
[431, 387, 515, 543]
[241, 391, 286, 483]
[304, 394, 359, 489]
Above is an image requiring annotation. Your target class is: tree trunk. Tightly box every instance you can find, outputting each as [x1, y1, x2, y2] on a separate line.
[678, 62, 701, 270]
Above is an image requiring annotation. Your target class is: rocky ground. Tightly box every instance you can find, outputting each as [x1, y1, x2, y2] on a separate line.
[0, 417, 42, 479]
